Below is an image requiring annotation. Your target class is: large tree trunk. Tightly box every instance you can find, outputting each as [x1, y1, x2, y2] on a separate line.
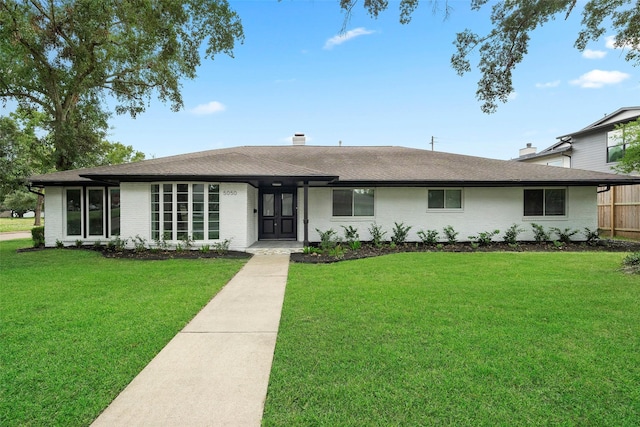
[33, 193, 44, 226]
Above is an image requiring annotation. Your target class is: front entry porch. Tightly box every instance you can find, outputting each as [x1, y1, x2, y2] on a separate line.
[246, 240, 304, 255]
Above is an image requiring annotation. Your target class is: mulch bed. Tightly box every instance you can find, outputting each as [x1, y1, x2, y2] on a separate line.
[16, 239, 640, 263]
[290, 240, 640, 264]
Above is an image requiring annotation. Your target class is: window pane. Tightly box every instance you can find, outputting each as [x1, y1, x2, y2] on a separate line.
[66, 189, 82, 236]
[445, 190, 462, 209]
[110, 188, 120, 236]
[88, 189, 104, 236]
[524, 189, 544, 216]
[281, 193, 294, 216]
[353, 189, 374, 216]
[263, 194, 275, 216]
[608, 145, 625, 163]
[428, 190, 445, 209]
[333, 189, 353, 216]
[151, 185, 160, 240]
[545, 189, 566, 216]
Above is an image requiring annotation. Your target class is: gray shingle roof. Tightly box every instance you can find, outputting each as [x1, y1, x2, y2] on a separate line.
[29, 145, 640, 186]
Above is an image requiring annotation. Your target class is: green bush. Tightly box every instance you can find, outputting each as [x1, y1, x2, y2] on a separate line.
[417, 229, 439, 245]
[468, 229, 500, 246]
[530, 223, 550, 243]
[31, 226, 44, 248]
[583, 228, 600, 246]
[368, 223, 387, 247]
[622, 252, 640, 273]
[550, 227, 579, 244]
[390, 222, 412, 245]
[316, 228, 340, 253]
[443, 225, 458, 244]
[503, 223, 524, 244]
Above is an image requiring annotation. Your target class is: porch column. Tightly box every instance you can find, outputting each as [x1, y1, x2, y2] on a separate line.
[303, 181, 309, 246]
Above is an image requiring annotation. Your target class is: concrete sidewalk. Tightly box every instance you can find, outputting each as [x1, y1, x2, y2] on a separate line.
[91, 254, 290, 427]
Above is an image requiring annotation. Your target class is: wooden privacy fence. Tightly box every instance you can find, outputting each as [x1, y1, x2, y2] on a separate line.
[598, 184, 640, 239]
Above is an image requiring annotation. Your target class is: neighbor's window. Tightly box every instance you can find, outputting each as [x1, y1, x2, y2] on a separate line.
[524, 188, 566, 216]
[428, 189, 462, 210]
[607, 128, 628, 163]
[332, 189, 374, 216]
[151, 183, 220, 241]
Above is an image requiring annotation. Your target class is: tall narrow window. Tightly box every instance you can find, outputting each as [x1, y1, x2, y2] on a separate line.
[176, 184, 189, 240]
[88, 189, 104, 236]
[151, 185, 160, 240]
[192, 184, 205, 240]
[208, 184, 220, 239]
[66, 189, 82, 236]
[163, 184, 173, 239]
[110, 188, 120, 236]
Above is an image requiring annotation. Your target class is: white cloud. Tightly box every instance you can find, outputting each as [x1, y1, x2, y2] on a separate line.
[570, 69, 630, 88]
[507, 92, 518, 101]
[323, 27, 375, 50]
[189, 101, 226, 115]
[535, 80, 561, 89]
[583, 49, 607, 59]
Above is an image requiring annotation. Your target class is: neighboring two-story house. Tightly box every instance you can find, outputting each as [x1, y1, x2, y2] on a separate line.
[517, 106, 640, 239]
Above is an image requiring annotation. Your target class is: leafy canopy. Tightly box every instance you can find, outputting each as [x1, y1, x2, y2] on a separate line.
[340, 0, 640, 113]
[0, 0, 243, 170]
[613, 118, 640, 174]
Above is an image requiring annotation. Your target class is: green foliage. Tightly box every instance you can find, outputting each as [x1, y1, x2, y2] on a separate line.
[133, 235, 148, 252]
[368, 223, 387, 247]
[199, 244, 211, 253]
[622, 252, 640, 273]
[348, 240, 362, 251]
[417, 229, 439, 245]
[583, 228, 600, 246]
[55, 239, 64, 249]
[303, 246, 322, 255]
[328, 244, 345, 260]
[443, 225, 458, 244]
[342, 1, 640, 114]
[0, 0, 244, 170]
[212, 239, 232, 255]
[75, 239, 83, 248]
[468, 229, 500, 246]
[316, 228, 340, 253]
[530, 223, 551, 243]
[109, 236, 128, 252]
[31, 226, 44, 248]
[2, 189, 37, 217]
[390, 222, 412, 245]
[550, 227, 579, 244]
[613, 118, 640, 173]
[503, 223, 524, 244]
[341, 225, 361, 250]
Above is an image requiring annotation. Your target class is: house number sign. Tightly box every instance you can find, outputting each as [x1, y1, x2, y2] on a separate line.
[223, 190, 238, 196]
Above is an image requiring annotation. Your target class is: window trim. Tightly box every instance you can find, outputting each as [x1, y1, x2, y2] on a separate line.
[523, 187, 568, 219]
[331, 188, 375, 218]
[151, 182, 220, 242]
[427, 188, 464, 211]
[64, 186, 119, 239]
[607, 128, 628, 164]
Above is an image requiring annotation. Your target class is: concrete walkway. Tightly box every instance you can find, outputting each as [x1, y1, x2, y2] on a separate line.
[0, 231, 31, 241]
[92, 254, 290, 427]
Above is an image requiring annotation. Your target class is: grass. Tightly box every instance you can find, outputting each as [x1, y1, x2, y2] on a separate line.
[263, 252, 640, 426]
[0, 239, 246, 426]
[0, 217, 42, 233]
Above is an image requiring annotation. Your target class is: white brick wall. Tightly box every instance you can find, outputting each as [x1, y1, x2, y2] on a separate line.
[120, 182, 151, 247]
[43, 186, 63, 247]
[219, 183, 249, 251]
[301, 186, 598, 243]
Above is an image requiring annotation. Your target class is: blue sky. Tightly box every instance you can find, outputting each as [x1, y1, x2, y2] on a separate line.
[54, 1, 640, 160]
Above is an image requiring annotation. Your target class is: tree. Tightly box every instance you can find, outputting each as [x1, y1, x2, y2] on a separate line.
[0, 0, 243, 170]
[340, 0, 640, 113]
[613, 118, 640, 174]
[1, 189, 37, 218]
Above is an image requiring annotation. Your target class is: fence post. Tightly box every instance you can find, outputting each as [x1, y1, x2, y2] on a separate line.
[610, 185, 616, 238]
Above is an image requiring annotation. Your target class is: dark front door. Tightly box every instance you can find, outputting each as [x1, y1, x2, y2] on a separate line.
[259, 188, 297, 240]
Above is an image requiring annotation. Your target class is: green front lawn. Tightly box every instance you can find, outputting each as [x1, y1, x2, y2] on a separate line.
[0, 240, 246, 426]
[0, 217, 42, 233]
[264, 252, 640, 426]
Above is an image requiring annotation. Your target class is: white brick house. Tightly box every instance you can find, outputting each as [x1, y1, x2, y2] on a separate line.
[30, 140, 640, 251]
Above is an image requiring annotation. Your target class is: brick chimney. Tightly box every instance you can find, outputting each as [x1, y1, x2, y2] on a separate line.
[292, 133, 306, 146]
[519, 143, 536, 157]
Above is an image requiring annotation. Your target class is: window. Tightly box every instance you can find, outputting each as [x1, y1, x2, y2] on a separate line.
[65, 187, 119, 237]
[607, 128, 630, 163]
[524, 188, 566, 217]
[332, 189, 374, 216]
[428, 189, 462, 210]
[151, 183, 220, 241]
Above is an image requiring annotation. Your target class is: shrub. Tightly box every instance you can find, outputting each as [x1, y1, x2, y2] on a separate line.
[92, 240, 102, 250]
[342, 226, 361, 250]
[583, 228, 600, 246]
[468, 229, 500, 246]
[328, 244, 345, 260]
[154, 234, 170, 251]
[110, 236, 128, 252]
[303, 246, 322, 255]
[212, 239, 232, 255]
[348, 240, 362, 250]
[417, 229, 439, 245]
[180, 234, 195, 250]
[550, 227, 579, 244]
[199, 244, 211, 253]
[502, 223, 524, 244]
[75, 239, 83, 248]
[390, 222, 412, 245]
[530, 223, 550, 243]
[316, 228, 340, 253]
[622, 252, 640, 274]
[368, 223, 387, 247]
[31, 226, 44, 248]
[443, 225, 459, 244]
[55, 239, 64, 249]
[133, 235, 148, 252]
